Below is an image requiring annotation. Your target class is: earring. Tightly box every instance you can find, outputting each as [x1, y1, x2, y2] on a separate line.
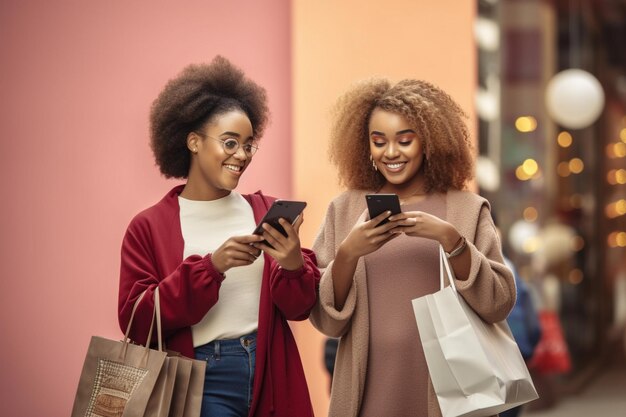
[369, 154, 378, 171]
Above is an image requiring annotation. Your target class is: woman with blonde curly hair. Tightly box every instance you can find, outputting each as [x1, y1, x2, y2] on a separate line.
[310, 78, 515, 417]
[118, 56, 319, 417]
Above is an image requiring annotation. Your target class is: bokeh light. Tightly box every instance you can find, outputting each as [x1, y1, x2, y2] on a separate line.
[569, 158, 584, 174]
[607, 169, 626, 185]
[568, 269, 584, 285]
[558, 162, 571, 177]
[608, 231, 626, 247]
[516, 166, 530, 181]
[523, 206, 538, 222]
[557, 131, 573, 147]
[522, 159, 539, 176]
[515, 116, 537, 132]
[605, 200, 626, 219]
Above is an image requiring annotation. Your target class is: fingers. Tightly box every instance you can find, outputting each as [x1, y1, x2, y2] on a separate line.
[227, 237, 263, 257]
[253, 241, 278, 258]
[278, 216, 305, 240]
[391, 218, 417, 228]
[228, 244, 261, 263]
[290, 215, 304, 234]
[377, 219, 406, 233]
[388, 211, 420, 222]
[225, 257, 257, 268]
[371, 210, 393, 227]
[371, 228, 398, 244]
[258, 223, 287, 251]
[259, 217, 304, 252]
[252, 218, 305, 270]
[217, 236, 263, 269]
[212, 250, 257, 273]
[233, 234, 265, 244]
[247, 246, 263, 258]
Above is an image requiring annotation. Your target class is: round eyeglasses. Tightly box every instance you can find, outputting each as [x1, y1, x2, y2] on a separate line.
[195, 132, 260, 157]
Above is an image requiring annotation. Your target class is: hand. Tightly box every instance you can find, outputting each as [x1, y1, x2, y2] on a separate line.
[211, 235, 264, 273]
[252, 215, 305, 271]
[339, 211, 403, 260]
[388, 211, 460, 250]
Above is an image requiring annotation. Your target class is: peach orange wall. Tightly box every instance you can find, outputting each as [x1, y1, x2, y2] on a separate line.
[291, 1, 476, 415]
[0, 1, 291, 416]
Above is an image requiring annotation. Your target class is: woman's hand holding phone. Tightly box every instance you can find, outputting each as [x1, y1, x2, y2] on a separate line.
[253, 215, 305, 271]
[388, 211, 461, 249]
[211, 235, 264, 274]
[332, 211, 401, 310]
[339, 211, 403, 260]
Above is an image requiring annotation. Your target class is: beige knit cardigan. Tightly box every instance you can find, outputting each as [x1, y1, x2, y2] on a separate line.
[310, 189, 516, 417]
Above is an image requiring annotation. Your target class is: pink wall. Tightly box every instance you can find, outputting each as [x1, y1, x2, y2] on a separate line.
[0, 1, 291, 415]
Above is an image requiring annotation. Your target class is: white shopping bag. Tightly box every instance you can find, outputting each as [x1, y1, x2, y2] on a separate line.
[412, 246, 538, 417]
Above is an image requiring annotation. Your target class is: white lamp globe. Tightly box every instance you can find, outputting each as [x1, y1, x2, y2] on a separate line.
[545, 69, 605, 129]
[476, 156, 500, 192]
[536, 223, 576, 266]
[474, 17, 499, 52]
[476, 88, 499, 122]
[508, 220, 539, 254]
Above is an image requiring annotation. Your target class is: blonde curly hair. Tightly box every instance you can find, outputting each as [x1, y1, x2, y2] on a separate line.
[329, 78, 474, 193]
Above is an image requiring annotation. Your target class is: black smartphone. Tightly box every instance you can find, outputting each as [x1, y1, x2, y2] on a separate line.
[366, 194, 401, 226]
[253, 200, 307, 243]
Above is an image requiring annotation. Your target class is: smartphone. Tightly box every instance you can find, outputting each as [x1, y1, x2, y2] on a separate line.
[253, 200, 307, 243]
[366, 194, 401, 226]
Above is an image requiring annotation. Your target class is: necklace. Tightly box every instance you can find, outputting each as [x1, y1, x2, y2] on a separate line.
[379, 186, 426, 199]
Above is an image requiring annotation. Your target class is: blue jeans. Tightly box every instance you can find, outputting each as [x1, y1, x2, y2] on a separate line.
[194, 332, 257, 417]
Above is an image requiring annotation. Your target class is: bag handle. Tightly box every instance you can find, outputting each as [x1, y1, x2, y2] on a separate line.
[118, 290, 154, 362]
[123, 291, 146, 343]
[122, 290, 158, 345]
[439, 245, 458, 293]
[141, 287, 164, 352]
[119, 287, 164, 362]
[154, 286, 164, 352]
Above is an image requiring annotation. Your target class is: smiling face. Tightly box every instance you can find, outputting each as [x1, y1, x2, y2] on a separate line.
[186, 109, 255, 200]
[368, 108, 425, 195]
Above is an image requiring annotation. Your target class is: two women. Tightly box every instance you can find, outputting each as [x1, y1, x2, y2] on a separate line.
[118, 57, 515, 417]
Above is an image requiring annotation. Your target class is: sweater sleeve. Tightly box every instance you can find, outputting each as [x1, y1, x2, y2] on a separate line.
[454, 205, 517, 323]
[309, 199, 359, 337]
[268, 248, 321, 321]
[118, 217, 225, 345]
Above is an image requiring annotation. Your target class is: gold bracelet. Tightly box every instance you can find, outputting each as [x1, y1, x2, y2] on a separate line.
[445, 236, 467, 258]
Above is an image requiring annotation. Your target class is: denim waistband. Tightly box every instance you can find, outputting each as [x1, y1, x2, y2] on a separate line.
[195, 331, 257, 355]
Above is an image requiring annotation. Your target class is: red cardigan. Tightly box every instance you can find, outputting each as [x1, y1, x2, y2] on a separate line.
[118, 185, 320, 417]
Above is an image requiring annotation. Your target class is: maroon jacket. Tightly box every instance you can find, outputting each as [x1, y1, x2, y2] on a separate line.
[118, 185, 319, 417]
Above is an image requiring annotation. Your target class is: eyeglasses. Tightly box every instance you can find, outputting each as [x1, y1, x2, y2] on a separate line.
[195, 132, 260, 157]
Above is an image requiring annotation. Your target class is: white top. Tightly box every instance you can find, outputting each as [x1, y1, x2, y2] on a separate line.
[178, 192, 264, 347]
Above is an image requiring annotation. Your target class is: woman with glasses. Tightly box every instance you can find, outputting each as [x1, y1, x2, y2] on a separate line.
[118, 56, 319, 417]
[310, 78, 515, 417]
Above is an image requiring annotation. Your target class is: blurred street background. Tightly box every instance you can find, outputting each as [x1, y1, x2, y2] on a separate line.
[1, 1, 625, 415]
[476, 1, 626, 415]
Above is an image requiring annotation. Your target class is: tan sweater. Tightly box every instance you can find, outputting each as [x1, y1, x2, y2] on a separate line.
[310, 189, 516, 417]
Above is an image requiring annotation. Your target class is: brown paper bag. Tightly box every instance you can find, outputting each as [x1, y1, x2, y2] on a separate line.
[72, 291, 166, 417]
[72, 288, 205, 417]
